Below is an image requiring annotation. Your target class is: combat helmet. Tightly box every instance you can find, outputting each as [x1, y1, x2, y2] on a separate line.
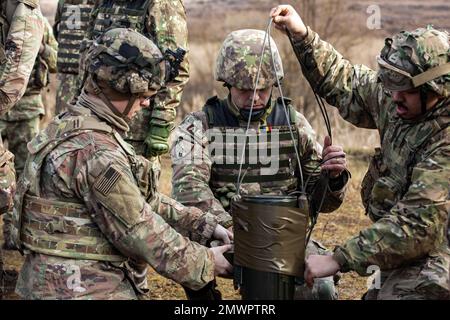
[84, 27, 183, 118]
[377, 26, 450, 104]
[215, 29, 284, 90]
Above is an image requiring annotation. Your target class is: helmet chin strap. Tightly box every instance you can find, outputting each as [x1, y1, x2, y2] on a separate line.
[419, 87, 428, 115]
[123, 95, 138, 119]
[91, 77, 138, 119]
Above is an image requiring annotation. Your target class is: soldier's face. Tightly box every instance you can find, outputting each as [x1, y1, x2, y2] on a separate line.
[113, 95, 153, 119]
[230, 87, 272, 110]
[391, 89, 440, 119]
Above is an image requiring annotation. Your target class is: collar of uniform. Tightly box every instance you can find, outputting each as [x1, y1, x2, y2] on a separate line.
[76, 89, 130, 134]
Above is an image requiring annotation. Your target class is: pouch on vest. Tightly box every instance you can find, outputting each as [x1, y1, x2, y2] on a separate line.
[368, 176, 403, 221]
[361, 148, 387, 218]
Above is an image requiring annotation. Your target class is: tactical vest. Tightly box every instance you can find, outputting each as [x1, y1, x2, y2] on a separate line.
[91, 0, 152, 39]
[203, 96, 300, 198]
[361, 102, 450, 221]
[57, 0, 95, 74]
[11, 114, 142, 262]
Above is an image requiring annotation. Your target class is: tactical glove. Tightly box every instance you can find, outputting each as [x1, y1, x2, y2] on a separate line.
[143, 123, 170, 157]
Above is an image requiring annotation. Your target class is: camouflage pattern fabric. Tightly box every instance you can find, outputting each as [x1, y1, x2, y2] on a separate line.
[82, 0, 190, 157]
[0, 114, 39, 175]
[0, 0, 44, 114]
[55, 72, 80, 114]
[291, 26, 450, 299]
[0, 0, 43, 295]
[0, 16, 57, 174]
[13, 92, 218, 299]
[84, 28, 165, 95]
[377, 27, 450, 96]
[171, 97, 348, 300]
[215, 29, 283, 90]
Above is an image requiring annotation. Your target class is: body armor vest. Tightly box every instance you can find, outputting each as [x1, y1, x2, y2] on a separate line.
[91, 0, 152, 39]
[361, 102, 450, 221]
[203, 96, 300, 197]
[57, 0, 95, 74]
[11, 114, 140, 262]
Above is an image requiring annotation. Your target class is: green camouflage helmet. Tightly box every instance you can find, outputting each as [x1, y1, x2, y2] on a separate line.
[215, 29, 284, 90]
[377, 26, 450, 96]
[85, 27, 165, 95]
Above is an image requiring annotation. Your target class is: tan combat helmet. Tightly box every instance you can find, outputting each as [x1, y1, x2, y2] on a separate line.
[84, 27, 184, 118]
[214, 29, 284, 91]
[377, 26, 450, 98]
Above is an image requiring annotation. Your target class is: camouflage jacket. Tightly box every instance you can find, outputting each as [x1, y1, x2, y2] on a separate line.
[0, 0, 44, 114]
[171, 96, 348, 228]
[291, 28, 450, 290]
[0, 16, 57, 121]
[12, 92, 218, 299]
[81, 0, 189, 146]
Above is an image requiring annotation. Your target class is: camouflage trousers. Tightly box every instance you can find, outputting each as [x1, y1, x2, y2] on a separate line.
[363, 250, 450, 300]
[0, 116, 40, 176]
[55, 73, 81, 114]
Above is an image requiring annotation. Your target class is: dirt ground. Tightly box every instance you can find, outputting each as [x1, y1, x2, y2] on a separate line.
[1, 153, 372, 300]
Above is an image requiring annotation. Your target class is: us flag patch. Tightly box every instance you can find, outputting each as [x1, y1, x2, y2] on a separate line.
[95, 167, 122, 196]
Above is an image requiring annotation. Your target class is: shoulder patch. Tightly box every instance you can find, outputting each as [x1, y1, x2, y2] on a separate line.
[95, 166, 122, 196]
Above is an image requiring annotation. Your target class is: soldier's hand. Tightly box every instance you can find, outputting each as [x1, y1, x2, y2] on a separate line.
[321, 136, 347, 178]
[144, 124, 170, 157]
[270, 4, 308, 40]
[210, 244, 233, 277]
[304, 255, 340, 288]
[213, 224, 233, 244]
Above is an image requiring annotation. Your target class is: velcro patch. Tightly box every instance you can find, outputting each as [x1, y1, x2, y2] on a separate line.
[95, 167, 122, 196]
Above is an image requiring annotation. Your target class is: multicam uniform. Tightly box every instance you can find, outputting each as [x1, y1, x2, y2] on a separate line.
[291, 26, 450, 299]
[7, 28, 219, 299]
[0, 17, 57, 176]
[82, 0, 189, 157]
[172, 29, 349, 300]
[53, 0, 96, 114]
[0, 0, 44, 298]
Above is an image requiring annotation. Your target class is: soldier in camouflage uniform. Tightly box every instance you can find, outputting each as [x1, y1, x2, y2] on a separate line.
[171, 29, 350, 300]
[53, 0, 96, 114]
[272, 5, 450, 299]
[3, 28, 232, 300]
[0, 0, 45, 299]
[0, 16, 58, 178]
[80, 0, 189, 158]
